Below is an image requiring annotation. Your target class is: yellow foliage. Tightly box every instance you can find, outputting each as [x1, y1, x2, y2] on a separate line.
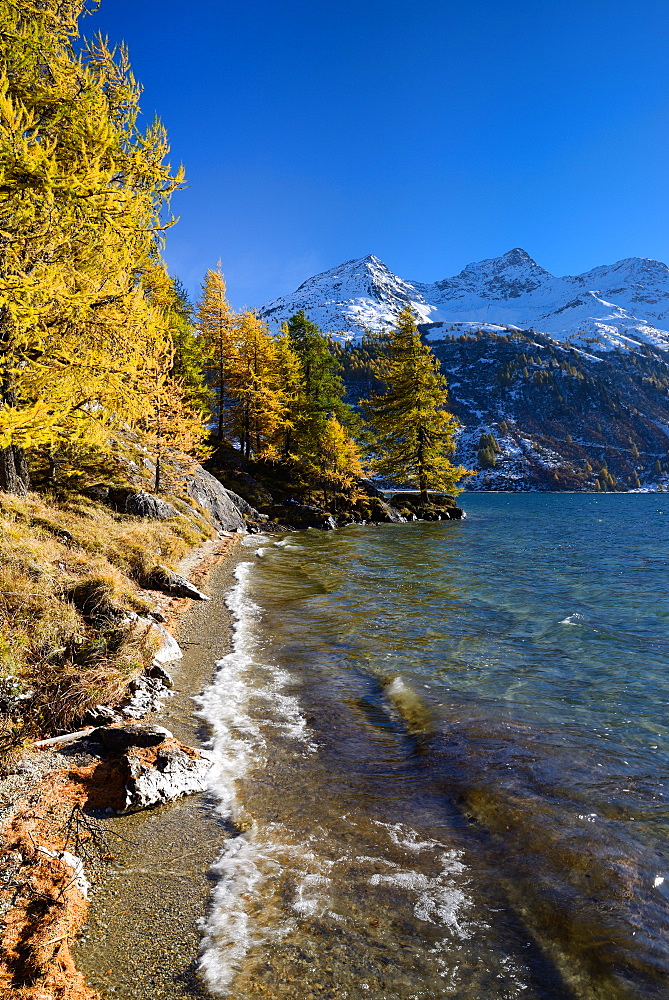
[227, 311, 289, 459]
[0, 0, 186, 486]
[195, 263, 236, 442]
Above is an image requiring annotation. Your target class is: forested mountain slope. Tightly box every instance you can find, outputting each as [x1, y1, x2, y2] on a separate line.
[339, 329, 669, 491]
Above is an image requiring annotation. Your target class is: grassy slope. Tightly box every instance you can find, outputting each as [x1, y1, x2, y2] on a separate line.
[0, 489, 214, 748]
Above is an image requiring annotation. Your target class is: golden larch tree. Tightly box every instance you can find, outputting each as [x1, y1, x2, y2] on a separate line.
[195, 264, 236, 444]
[227, 311, 287, 459]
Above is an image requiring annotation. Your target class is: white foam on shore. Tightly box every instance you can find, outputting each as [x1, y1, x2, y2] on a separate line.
[196, 557, 317, 995]
[199, 825, 336, 994]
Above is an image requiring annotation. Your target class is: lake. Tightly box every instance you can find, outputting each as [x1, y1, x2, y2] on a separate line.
[198, 494, 669, 1000]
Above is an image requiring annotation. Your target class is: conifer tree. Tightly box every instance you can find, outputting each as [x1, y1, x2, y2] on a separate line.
[274, 324, 303, 458]
[166, 278, 213, 417]
[316, 415, 365, 509]
[477, 431, 499, 469]
[195, 265, 236, 443]
[143, 372, 211, 492]
[363, 307, 468, 502]
[285, 310, 358, 457]
[0, 0, 183, 492]
[227, 311, 286, 459]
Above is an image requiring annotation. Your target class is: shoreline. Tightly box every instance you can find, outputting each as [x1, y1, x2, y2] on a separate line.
[0, 532, 243, 1000]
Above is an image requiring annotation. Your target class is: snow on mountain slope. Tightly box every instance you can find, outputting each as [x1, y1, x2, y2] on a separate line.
[258, 249, 669, 351]
[259, 255, 436, 338]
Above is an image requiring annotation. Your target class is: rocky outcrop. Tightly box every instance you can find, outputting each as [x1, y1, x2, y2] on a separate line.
[85, 484, 180, 519]
[186, 465, 249, 533]
[389, 494, 465, 521]
[371, 499, 405, 523]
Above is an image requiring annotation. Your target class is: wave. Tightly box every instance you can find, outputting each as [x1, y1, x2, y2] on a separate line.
[196, 552, 315, 995]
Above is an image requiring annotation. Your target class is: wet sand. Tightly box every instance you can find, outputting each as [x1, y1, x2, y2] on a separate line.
[74, 550, 242, 999]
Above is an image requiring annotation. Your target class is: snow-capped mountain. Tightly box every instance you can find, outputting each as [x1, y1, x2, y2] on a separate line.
[259, 255, 436, 336]
[258, 249, 669, 352]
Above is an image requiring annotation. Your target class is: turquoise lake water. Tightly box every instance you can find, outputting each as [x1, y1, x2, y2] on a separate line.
[199, 494, 669, 1000]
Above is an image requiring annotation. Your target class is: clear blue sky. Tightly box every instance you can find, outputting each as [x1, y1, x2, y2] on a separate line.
[90, 0, 669, 309]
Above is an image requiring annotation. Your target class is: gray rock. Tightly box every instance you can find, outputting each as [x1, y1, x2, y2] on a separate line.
[226, 489, 262, 519]
[147, 662, 174, 688]
[37, 847, 90, 899]
[120, 745, 213, 812]
[185, 465, 247, 533]
[150, 619, 183, 663]
[94, 724, 173, 753]
[124, 490, 179, 520]
[51, 526, 73, 542]
[121, 674, 169, 719]
[144, 566, 210, 601]
[125, 614, 182, 666]
[374, 499, 406, 523]
[85, 483, 111, 502]
[83, 704, 122, 726]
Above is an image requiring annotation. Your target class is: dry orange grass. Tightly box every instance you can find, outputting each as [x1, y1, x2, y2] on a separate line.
[0, 490, 212, 741]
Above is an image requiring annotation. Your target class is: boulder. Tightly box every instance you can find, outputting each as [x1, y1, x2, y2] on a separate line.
[93, 723, 173, 753]
[186, 465, 248, 533]
[85, 484, 179, 519]
[280, 502, 338, 530]
[124, 490, 179, 520]
[121, 674, 170, 719]
[119, 744, 213, 812]
[125, 613, 182, 665]
[83, 704, 122, 726]
[143, 566, 210, 601]
[146, 662, 174, 688]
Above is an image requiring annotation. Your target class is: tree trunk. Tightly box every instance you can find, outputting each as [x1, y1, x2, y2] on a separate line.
[417, 425, 428, 505]
[154, 454, 161, 493]
[0, 362, 30, 494]
[0, 445, 29, 495]
[46, 448, 57, 485]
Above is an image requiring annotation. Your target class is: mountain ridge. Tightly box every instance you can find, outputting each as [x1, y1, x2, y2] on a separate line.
[258, 250, 669, 352]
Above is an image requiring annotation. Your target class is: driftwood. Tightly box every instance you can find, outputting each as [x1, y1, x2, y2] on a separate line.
[32, 728, 96, 748]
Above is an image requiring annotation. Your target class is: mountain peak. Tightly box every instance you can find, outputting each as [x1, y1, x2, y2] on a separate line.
[500, 248, 538, 266]
[258, 249, 669, 351]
